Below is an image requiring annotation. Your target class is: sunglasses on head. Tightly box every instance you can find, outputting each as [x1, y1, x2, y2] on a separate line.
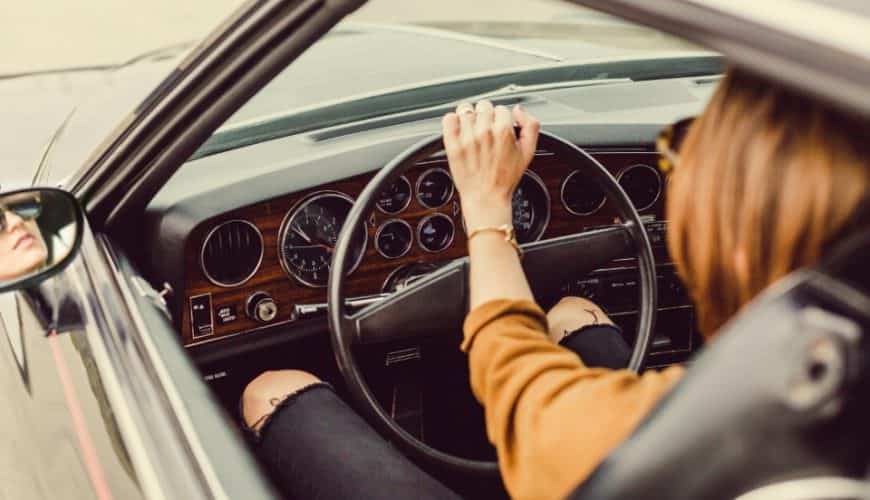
[656, 116, 695, 174]
[0, 198, 42, 233]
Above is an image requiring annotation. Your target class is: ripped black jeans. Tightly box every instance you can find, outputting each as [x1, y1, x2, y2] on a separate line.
[246, 324, 629, 499]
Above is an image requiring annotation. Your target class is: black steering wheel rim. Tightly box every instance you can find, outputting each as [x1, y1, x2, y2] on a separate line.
[328, 131, 657, 477]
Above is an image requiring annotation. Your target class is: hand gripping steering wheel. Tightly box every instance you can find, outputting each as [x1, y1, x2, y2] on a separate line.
[328, 131, 657, 476]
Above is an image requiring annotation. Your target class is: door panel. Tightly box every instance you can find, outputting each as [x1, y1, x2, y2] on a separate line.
[0, 287, 143, 500]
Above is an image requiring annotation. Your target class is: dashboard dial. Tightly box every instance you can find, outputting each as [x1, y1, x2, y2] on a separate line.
[561, 170, 606, 216]
[418, 214, 455, 252]
[511, 171, 551, 243]
[416, 168, 454, 208]
[375, 219, 413, 259]
[618, 164, 662, 212]
[376, 176, 412, 214]
[278, 192, 367, 287]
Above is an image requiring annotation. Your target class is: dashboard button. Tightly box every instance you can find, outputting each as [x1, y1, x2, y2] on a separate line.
[216, 305, 238, 325]
[190, 293, 214, 338]
[246, 292, 278, 323]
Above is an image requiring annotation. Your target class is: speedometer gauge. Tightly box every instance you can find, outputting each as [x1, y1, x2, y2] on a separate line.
[278, 192, 368, 287]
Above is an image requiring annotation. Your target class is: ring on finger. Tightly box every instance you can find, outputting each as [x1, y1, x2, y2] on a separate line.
[457, 103, 475, 115]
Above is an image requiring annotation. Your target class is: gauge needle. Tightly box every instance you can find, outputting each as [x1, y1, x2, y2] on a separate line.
[292, 244, 333, 251]
[291, 224, 314, 244]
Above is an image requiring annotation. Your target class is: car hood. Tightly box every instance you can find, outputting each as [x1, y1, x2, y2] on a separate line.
[24, 20, 695, 186]
[2, 45, 186, 189]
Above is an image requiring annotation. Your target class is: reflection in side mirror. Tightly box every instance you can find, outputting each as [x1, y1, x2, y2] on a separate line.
[0, 188, 83, 293]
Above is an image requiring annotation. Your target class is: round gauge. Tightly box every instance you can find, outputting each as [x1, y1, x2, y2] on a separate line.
[418, 213, 455, 253]
[416, 168, 454, 208]
[512, 171, 551, 243]
[375, 219, 413, 259]
[561, 170, 606, 216]
[376, 176, 412, 214]
[278, 192, 368, 287]
[200, 220, 263, 287]
[618, 164, 662, 212]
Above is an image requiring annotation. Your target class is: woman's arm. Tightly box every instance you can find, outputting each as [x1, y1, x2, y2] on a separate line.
[442, 100, 537, 308]
[444, 101, 683, 499]
[463, 302, 683, 499]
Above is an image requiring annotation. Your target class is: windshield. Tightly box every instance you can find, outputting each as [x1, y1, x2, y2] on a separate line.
[199, 1, 712, 157]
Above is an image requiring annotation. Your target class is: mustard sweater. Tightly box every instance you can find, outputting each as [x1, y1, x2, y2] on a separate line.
[462, 300, 684, 500]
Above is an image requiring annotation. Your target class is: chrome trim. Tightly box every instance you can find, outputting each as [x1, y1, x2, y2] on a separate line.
[199, 219, 263, 288]
[277, 190, 368, 288]
[417, 213, 456, 253]
[374, 219, 414, 259]
[185, 318, 297, 348]
[376, 175, 412, 214]
[94, 235, 221, 500]
[616, 163, 663, 212]
[560, 170, 607, 216]
[294, 293, 391, 319]
[608, 304, 693, 317]
[519, 170, 551, 242]
[244, 291, 277, 323]
[415, 167, 454, 209]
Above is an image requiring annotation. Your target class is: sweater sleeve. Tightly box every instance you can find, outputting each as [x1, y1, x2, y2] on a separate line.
[462, 299, 684, 500]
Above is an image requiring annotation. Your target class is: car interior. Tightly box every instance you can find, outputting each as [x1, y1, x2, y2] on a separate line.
[99, 11, 742, 496]
[135, 69, 720, 493]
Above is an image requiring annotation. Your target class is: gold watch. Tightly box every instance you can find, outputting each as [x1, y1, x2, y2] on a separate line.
[466, 224, 523, 257]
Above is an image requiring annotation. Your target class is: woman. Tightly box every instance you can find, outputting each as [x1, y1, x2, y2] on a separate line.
[0, 194, 48, 282]
[240, 68, 870, 499]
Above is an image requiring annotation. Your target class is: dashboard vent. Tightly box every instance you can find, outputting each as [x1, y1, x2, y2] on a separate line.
[200, 220, 263, 287]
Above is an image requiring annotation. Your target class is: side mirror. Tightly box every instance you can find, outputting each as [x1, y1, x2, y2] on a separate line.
[0, 188, 84, 293]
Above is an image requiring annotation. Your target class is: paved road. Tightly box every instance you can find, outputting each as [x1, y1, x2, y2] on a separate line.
[1, 0, 576, 75]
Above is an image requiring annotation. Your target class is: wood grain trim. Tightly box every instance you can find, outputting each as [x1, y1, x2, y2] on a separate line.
[180, 152, 665, 346]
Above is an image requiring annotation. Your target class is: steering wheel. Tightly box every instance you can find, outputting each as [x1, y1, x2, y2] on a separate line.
[328, 131, 657, 476]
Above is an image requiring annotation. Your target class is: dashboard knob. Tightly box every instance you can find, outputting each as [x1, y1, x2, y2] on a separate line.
[246, 292, 277, 323]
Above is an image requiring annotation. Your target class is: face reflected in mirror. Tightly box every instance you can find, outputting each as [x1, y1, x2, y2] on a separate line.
[0, 194, 48, 280]
[0, 189, 79, 287]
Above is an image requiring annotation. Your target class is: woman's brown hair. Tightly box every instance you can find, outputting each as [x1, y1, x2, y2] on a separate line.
[666, 68, 870, 336]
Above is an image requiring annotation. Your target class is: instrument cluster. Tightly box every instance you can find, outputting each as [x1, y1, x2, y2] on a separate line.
[187, 152, 665, 346]
[269, 160, 661, 289]
[272, 167, 558, 288]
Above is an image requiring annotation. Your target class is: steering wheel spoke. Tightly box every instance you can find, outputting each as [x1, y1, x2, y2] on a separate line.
[522, 224, 634, 303]
[349, 224, 632, 343]
[351, 259, 468, 344]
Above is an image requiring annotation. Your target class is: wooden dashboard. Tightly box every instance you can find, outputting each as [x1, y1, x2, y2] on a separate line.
[180, 150, 666, 346]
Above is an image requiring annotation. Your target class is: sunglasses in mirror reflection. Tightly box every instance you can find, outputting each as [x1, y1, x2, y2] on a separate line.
[0, 191, 78, 283]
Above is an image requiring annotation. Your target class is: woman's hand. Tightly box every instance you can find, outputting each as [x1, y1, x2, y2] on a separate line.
[442, 101, 540, 231]
[546, 296, 614, 343]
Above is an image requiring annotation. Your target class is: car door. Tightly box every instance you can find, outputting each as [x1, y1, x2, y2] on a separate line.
[0, 1, 369, 499]
[0, 236, 146, 499]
